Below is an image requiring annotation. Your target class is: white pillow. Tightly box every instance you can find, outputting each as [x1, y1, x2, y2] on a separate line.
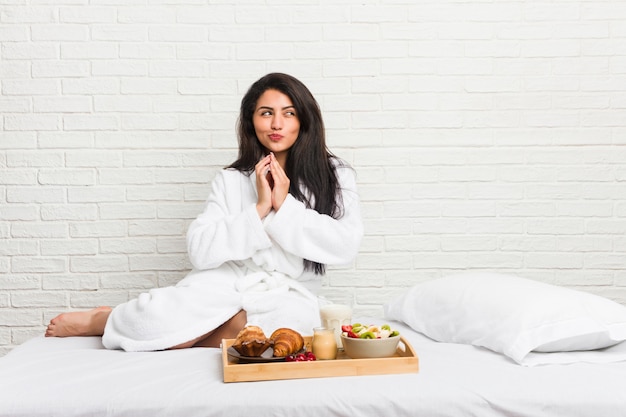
[384, 273, 626, 366]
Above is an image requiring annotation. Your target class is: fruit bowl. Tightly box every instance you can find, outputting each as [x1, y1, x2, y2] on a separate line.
[341, 334, 401, 359]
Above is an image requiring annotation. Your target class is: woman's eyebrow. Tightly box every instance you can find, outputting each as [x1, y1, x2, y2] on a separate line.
[256, 105, 296, 111]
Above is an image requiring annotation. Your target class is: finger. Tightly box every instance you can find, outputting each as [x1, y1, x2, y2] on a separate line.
[255, 157, 271, 176]
[269, 158, 286, 180]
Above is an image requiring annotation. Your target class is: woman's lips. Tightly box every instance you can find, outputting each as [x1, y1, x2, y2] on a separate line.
[269, 134, 282, 141]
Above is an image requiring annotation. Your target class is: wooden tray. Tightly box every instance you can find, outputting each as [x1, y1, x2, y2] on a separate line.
[221, 335, 419, 383]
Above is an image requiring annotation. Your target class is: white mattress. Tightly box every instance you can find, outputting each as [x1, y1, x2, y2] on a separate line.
[1, 320, 626, 417]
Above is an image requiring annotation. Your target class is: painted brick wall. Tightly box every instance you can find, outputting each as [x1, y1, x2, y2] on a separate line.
[1, 1, 626, 355]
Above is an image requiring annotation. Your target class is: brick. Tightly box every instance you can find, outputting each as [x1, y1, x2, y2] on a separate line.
[0, 309, 42, 326]
[63, 115, 120, 131]
[524, 3, 580, 21]
[38, 169, 96, 186]
[2, 43, 58, 60]
[67, 187, 125, 204]
[525, 253, 584, 269]
[121, 77, 177, 94]
[0, 25, 28, 41]
[154, 168, 213, 184]
[0, 204, 39, 222]
[153, 96, 210, 113]
[582, 3, 626, 19]
[93, 60, 149, 77]
[71, 256, 128, 273]
[91, 25, 147, 42]
[31, 24, 89, 41]
[128, 220, 186, 237]
[156, 237, 186, 253]
[385, 236, 439, 252]
[11, 222, 68, 238]
[555, 236, 613, 252]
[0, 169, 37, 185]
[499, 235, 557, 252]
[120, 114, 178, 130]
[7, 150, 64, 167]
[33, 96, 91, 112]
[323, 60, 379, 77]
[69, 221, 127, 238]
[118, 7, 176, 24]
[441, 236, 498, 252]
[441, 201, 497, 217]
[7, 187, 65, 203]
[363, 218, 412, 236]
[100, 238, 156, 254]
[59, 7, 117, 23]
[177, 78, 236, 95]
[125, 185, 183, 201]
[66, 150, 122, 167]
[42, 274, 99, 291]
[0, 61, 30, 79]
[129, 254, 190, 271]
[0, 240, 38, 256]
[100, 273, 158, 290]
[12, 292, 68, 307]
[149, 60, 208, 77]
[62, 78, 120, 95]
[0, 97, 30, 113]
[12, 328, 45, 344]
[98, 203, 156, 220]
[0, 328, 9, 344]
[4, 114, 59, 131]
[157, 204, 201, 220]
[384, 201, 440, 218]
[0, 275, 40, 290]
[41, 239, 98, 256]
[12, 257, 66, 273]
[149, 25, 208, 42]
[586, 220, 626, 234]
[412, 253, 469, 269]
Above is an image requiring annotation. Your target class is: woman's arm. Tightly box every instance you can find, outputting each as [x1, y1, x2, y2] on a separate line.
[186, 170, 272, 270]
[263, 165, 363, 266]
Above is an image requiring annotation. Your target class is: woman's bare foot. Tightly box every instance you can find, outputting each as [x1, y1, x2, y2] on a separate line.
[45, 306, 112, 338]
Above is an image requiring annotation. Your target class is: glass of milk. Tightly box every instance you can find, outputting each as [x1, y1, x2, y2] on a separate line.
[318, 293, 353, 349]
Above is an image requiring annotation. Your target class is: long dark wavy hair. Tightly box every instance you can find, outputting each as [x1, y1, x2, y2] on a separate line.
[227, 73, 344, 274]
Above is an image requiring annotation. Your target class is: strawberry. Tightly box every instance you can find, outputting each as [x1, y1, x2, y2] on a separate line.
[341, 325, 352, 333]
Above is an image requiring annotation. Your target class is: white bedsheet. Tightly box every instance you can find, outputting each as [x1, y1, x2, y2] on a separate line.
[1, 320, 626, 417]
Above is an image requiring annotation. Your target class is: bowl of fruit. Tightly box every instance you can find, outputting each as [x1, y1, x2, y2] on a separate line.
[340, 323, 401, 359]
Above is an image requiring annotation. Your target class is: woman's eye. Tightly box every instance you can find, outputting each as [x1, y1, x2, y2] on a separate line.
[260, 111, 272, 116]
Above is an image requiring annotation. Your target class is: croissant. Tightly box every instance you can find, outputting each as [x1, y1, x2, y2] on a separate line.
[270, 328, 304, 357]
[231, 326, 272, 357]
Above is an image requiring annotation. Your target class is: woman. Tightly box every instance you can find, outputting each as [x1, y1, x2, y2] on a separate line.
[45, 73, 363, 351]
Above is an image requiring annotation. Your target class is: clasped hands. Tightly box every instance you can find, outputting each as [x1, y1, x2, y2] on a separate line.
[255, 152, 290, 219]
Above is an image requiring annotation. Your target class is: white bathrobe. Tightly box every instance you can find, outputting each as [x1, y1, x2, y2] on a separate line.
[102, 161, 363, 351]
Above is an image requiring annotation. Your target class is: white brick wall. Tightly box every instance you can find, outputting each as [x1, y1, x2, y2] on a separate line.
[2, 0, 626, 356]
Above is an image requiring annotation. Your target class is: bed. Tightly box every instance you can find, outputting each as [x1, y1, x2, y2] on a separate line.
[2, 273, 626, 417]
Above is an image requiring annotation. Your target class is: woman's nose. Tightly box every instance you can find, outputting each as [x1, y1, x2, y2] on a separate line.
[271, 115, 282, 130]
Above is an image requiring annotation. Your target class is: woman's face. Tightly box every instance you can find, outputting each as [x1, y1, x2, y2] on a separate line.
[253, 89, 300, 164]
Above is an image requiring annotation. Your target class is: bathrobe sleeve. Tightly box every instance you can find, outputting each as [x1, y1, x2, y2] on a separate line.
[186, 170, 271, 270]
[264, 165, 363, 265]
